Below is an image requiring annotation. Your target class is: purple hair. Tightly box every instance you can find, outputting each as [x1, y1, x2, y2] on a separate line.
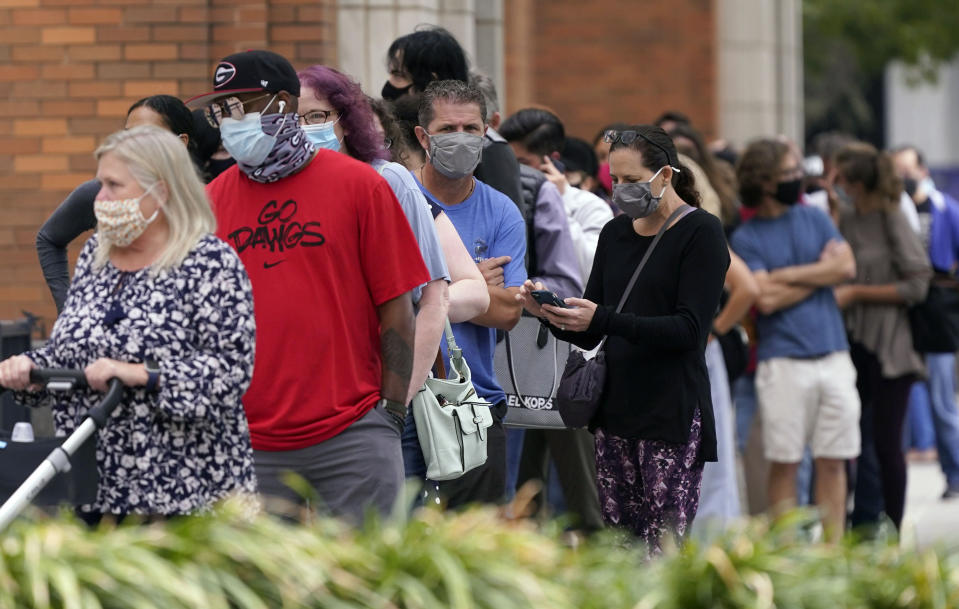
[297, 65, 389, 164]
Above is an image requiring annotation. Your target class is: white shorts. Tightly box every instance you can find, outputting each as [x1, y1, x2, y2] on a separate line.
[755, 351, 861, 463]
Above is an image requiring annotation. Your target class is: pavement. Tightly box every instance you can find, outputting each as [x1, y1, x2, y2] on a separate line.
[902, 460, 959, 550]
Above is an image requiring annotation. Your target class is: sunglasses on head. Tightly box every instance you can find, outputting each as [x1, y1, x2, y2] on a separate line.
[603, 129, 677, 168]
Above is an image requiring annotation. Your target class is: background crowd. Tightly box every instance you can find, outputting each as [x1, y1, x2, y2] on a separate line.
[1, 25, 958, 553]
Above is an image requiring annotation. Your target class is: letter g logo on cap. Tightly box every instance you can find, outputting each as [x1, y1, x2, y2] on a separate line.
[214, 62, 236, 88]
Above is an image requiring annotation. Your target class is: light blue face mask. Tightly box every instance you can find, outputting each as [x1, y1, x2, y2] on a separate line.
[301, 119, 341, 152]
[219, 95, 284, 166]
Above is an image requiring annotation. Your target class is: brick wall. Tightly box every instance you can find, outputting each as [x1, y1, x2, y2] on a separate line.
[0, 0, 336, 330]
[505, 0, 716, 144]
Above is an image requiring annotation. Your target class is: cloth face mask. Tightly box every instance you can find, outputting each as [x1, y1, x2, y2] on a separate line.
[221, 102, 315, 184]
[427, 131, 484, 179]
[94, 185, 158, 247]
[612, 166, 668, 219]
[382, 81, 412, 101]
[774, 178, 802, 206]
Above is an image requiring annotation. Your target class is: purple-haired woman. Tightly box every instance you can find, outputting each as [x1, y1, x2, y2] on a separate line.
[296, 66, 489, 480]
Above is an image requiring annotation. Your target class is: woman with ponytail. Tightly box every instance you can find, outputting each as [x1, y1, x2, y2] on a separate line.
[516, 124, 729, 552]
[833, 142, 932, 532]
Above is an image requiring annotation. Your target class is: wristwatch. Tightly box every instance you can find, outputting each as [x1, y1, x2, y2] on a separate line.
[376, 397, 407, 422]
[144, 357, 160, 393]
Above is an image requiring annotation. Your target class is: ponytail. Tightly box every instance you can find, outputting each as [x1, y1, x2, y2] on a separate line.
[876, 151, 903, 207]
[672, 163, 701, 208]
[836, 142, 902, 211]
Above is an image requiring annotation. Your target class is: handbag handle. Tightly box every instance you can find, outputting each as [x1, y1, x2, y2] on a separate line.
[598, 204, 694, 350]
[431, 318, 464, 382]
[444, 318, 461, 361]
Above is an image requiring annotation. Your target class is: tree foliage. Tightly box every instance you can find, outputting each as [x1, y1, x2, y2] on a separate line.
[803, 0, 959, 147]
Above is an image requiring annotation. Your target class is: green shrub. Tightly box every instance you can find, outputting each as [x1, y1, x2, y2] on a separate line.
[0, 503, 956, 608]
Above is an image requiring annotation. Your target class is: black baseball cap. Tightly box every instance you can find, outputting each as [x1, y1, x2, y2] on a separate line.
[186, 50, 300, 108]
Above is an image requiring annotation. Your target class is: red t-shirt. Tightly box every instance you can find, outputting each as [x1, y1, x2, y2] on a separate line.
[207, 151, 429, 450]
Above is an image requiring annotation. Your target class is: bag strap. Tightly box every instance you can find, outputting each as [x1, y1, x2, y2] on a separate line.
[597, 204, 693, 349]
[435, 318, 463, 381]
[614, 204, 693, 314]
[443, 318, 460, 360]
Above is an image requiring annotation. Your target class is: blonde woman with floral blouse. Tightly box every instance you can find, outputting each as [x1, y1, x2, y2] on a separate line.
[0, 125, 257, 521]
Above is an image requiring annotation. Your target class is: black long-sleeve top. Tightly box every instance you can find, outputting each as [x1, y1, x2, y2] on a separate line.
[550, 210, 729, 461]
[35, 179, 99, 313]
[475, 132, 524, 210]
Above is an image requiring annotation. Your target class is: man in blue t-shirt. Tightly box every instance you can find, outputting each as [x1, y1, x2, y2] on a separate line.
[412, 80, 527, 506]
[731, 138, 860, 543]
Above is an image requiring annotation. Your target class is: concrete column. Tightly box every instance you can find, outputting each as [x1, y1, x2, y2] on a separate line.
[336, 0, 501, 99]
[717, 0, 803, 148]
[474, 0, 505, 110]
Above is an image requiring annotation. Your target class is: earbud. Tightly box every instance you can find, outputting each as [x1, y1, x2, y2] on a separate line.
[278, 100, 287, 113]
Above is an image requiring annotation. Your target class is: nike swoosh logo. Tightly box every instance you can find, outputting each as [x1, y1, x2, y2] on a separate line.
[263, 260, 286, 269]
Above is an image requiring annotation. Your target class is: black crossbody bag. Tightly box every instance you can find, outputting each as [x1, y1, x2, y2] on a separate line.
[555, 205, 693, 428]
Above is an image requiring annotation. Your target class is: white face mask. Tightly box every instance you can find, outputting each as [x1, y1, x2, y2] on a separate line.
[94, 185, 159, 247]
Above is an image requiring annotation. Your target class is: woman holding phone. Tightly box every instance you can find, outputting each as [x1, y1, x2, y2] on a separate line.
[517, 125, 729, 553]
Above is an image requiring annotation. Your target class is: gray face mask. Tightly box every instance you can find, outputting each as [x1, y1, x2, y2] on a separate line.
[427, 131, 484, 179]
[612, 166, 668, 219]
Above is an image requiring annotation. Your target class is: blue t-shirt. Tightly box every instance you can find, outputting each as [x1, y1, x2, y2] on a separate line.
[730, 205, 848, 360]
[416, 175, 528, 404]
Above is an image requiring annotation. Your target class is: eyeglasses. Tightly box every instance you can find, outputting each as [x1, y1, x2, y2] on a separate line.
[203, 93, 273, 128]
[603, 129, 677, 169]
[779, 165, 804, 180]
[300, 109, 337, 125]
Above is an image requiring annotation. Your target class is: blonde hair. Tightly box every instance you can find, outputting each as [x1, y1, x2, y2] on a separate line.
[93, 125, 216, 273]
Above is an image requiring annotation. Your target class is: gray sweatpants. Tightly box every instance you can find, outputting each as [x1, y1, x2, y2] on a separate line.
[253, 404, 404, 525]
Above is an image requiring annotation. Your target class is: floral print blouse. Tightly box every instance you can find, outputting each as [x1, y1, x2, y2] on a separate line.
[19, 234, 257, 515]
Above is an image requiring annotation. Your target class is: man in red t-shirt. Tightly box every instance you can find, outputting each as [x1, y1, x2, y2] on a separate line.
[189, 50, 429, 521]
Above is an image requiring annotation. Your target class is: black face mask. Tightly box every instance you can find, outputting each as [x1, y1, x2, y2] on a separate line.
[774, 178, 803, 206]
[205, 157, 236, 181]
[381, 81, 412, 101]
[903, 177, 919, 198]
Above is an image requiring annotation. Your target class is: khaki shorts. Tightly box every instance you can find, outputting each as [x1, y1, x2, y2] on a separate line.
[755, 351, 861, 463]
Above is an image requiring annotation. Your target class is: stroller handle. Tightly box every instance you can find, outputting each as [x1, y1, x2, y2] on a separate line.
[1, 370, 122, 415]
[0, 367, 87, 395]
[30, 368, 88, 392]
[25, 370, 124, 426]
[87, 378, 124, 427]
[0, 375, 124, 532]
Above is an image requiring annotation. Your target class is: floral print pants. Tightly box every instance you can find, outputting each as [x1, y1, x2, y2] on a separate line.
[594, 409, 704, 554]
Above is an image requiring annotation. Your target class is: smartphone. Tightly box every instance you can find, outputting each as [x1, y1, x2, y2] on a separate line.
[531, 290, 569, 308]
[548, 157, 566, 173]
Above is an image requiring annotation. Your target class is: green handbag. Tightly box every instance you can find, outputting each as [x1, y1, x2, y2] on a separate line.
[412, 319, 494, 481]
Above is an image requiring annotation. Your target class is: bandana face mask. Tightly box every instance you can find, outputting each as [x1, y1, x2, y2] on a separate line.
[611, 166, 669, 219]
[94, 185, 159, 247]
